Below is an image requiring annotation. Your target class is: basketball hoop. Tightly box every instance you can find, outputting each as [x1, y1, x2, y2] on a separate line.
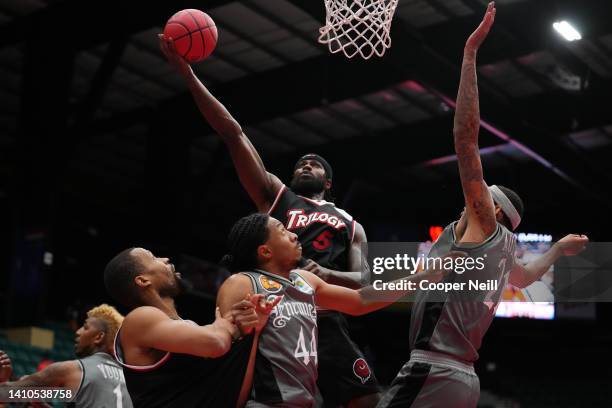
[318, 0, 399, 60]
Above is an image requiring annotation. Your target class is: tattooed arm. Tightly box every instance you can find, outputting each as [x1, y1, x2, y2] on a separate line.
[454, 2, 497, 244]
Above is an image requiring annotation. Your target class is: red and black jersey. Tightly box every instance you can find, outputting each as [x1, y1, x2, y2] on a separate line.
[268, 185, 357, 271]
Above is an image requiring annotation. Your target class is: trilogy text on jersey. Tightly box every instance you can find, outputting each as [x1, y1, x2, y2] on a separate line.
[286, 209, 346, 230]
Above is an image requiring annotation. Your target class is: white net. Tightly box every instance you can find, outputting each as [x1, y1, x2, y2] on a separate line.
[318, 0, 399, 60]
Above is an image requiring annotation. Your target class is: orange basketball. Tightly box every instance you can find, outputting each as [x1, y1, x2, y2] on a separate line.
[163, 9, 218, 63]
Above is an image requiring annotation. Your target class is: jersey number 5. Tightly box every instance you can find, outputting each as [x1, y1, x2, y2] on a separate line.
[313, 231, 333, 251]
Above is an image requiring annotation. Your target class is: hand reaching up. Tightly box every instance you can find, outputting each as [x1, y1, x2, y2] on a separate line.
[465, 2, 496, 54]
[159, 33, 194, 78]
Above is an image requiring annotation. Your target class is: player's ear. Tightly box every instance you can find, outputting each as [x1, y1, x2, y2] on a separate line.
[94, 330, 106, 346]
[134, 274, 151, 289]
[258, 244, 272, 262]
[325, 179, 332, 190]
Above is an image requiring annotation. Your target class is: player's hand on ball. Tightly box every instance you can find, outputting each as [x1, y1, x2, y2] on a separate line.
[465, 1, 496, 53]
[158, 33, 193, 78]
[556, 234, 589, 256]
[0, 350, 14, 383]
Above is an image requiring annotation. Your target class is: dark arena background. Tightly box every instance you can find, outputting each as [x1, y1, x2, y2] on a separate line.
[0, 0, 611, 407]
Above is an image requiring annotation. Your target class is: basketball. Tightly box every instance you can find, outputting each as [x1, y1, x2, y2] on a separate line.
[163, 9, 218, 63]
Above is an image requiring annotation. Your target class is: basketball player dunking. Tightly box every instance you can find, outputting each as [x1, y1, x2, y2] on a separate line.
[104, 248, 278, 408]
[377, 3, 589, 407]
[217, 213, 447, 408]
[0, 304, 133, 408]
[160, 34, 380, 407]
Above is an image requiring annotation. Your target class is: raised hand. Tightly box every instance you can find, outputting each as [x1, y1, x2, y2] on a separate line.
[465, 1, 496, 53]
[556, 234, 589, 256]
[158, 33, 194, 78]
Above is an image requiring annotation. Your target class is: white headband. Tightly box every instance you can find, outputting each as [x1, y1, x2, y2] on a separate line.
[489, 185, 521, 230]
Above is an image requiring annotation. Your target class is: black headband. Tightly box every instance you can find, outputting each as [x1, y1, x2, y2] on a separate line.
[295, 154, 333, 180]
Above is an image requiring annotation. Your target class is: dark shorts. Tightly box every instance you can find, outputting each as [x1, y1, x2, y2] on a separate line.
[317, 311, 380, 406]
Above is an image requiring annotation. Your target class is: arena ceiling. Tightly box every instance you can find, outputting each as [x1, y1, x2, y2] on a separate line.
[1, 0, 611, 257]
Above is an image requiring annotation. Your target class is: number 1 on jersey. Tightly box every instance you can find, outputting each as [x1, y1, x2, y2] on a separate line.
[113, 384, 123, 408]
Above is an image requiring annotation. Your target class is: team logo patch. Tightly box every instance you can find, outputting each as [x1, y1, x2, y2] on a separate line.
[259, 275, 282, 293]
[352, 358, 371, 384]
[293, 275, 314, 294]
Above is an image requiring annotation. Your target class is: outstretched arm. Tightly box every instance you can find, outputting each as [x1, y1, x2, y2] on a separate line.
[123, 305, 248, 359]
[509, 234, 588, 288]
[302, 222, 368, 289]
[159, 34, 283, 212]
[0, 358, 81, 390]
[454, 2, 497, 243]
[301, 253, 459, 315]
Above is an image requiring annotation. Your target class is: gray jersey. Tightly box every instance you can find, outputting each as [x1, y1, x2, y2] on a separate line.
[410, 221, 516, 363]
[72, 352, 133, 408]
[242, 269, 318, 408]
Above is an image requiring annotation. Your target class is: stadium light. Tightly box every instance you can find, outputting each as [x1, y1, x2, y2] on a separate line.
[553, 20, 582, 41]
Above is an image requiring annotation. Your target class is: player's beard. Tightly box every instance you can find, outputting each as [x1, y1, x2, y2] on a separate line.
[290, 174, 326, 198]
[160, 274, 192, 298]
